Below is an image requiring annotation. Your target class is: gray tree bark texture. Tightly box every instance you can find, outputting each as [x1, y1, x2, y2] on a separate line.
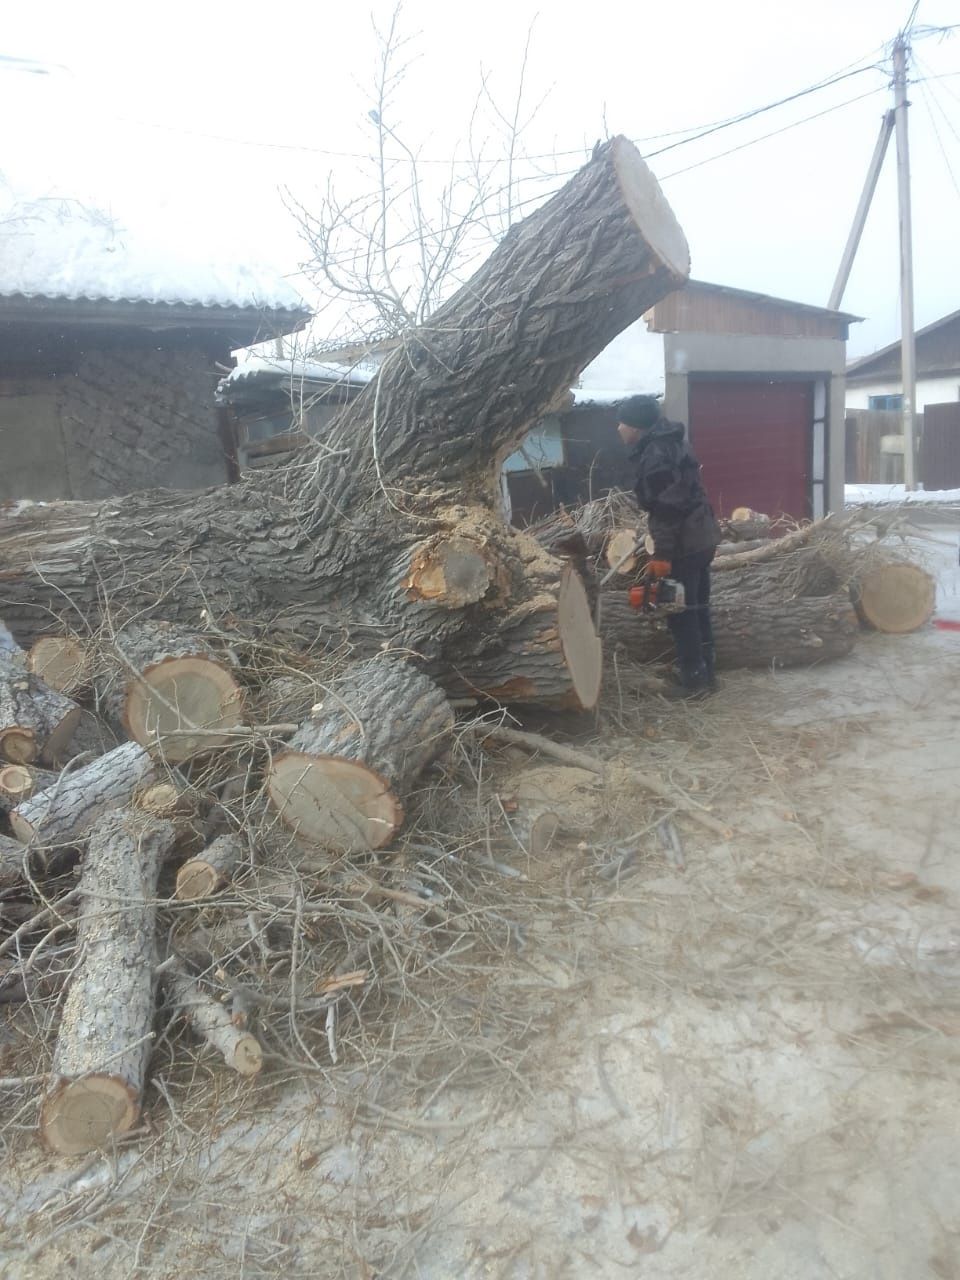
[0, 138, 689, 718]
[10, 742, 158, 847]
[601, 589, 860, 671]
[267, 655, 454, 853]
[0, 764, 56, 812]
[0, 653, 81, 767]
[40, 810, 176, 1155]
[0, 833, 29, 890]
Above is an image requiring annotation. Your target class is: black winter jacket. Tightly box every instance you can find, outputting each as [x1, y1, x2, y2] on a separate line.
[630, 420, 720, 561]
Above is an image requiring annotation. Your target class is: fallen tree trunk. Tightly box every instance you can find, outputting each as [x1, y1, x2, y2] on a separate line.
[102, 622, 244, 761]
[0, 653, 81, 766]
[267, 656, 453, 853]
[601, 588, 860, 670]
[0, 138, 689, 719]
[40, 810, 176, 1155]
[10, 742, 158, 847]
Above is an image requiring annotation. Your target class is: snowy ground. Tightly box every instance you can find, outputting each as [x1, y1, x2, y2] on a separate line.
[2, 524, 959, 1279]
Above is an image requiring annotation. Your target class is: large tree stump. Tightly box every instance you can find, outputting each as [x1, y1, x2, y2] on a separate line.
[10, 742, 158, 847]
[0, 138, 690, 720]
[40, 810, 176, 1155]
[102, 622, 244, 761]
[267, 656, 453, 853]
[0, 653, 80, 766]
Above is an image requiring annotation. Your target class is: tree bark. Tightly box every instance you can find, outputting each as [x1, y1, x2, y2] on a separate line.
[267, 655, 453, 853]
[39, 810, 176, 1155]
[101, 622, 244, 762]
[0, 653, 81, 767]
[10, 742, 158, 847]
[601, 589, 860, 670]
[0, 138, 688, 714]
[0, 832, 28, 890]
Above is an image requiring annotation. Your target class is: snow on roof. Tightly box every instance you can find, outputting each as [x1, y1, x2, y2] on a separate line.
[0, 196, 306, 312]
[218, 355, 376, 399]
[570, 387, 634, 406]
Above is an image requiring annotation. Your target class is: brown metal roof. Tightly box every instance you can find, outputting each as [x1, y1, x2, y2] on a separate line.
[646, 279, 861, 341]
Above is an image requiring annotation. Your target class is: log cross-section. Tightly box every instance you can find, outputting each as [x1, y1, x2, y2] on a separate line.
[267, 656, 453, 853]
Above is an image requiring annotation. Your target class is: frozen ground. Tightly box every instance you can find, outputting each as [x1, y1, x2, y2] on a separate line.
[1, 524, 959, 1279]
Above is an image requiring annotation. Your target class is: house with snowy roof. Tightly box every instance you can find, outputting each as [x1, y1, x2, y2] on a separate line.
[0, 198, 309, 501]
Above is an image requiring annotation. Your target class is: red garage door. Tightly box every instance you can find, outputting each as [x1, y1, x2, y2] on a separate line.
[687, 379, 812, 521]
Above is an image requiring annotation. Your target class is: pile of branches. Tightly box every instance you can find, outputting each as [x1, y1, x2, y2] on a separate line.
[529, 495, 937, 670]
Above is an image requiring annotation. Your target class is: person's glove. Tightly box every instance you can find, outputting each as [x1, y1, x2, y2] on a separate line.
[645, 559, 672, 580]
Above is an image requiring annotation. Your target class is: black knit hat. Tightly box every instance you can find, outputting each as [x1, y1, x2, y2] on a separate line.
[618, 394, 661, 430]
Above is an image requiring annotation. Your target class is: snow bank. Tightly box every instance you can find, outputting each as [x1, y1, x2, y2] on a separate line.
[845, 484, 960, 506]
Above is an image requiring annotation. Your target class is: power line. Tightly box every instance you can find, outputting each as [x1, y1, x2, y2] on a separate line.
[657, 86, 886, 179]
[90, 57, 886, 170]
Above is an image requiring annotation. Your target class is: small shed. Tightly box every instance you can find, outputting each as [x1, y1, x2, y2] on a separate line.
[651, 282, 859, 521]
[0, 199, 309, 501]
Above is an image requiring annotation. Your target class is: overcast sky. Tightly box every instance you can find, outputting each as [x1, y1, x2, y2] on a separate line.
[2, 0, 958, 358]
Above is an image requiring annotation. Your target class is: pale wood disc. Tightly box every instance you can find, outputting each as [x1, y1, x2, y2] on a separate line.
[857, 563, 936, 634]
[558, 564, 603, 710]
[41, 1075, 138, 1155]
[0, 727, 37, 765]
[267, 752, 403, 853]
[124, 657, 243, 761]
[28, 638, 90, 694]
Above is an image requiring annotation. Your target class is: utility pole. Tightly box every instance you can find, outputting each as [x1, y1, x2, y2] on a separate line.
[893, 32, 918, 490]
[828, 110, 894, 311]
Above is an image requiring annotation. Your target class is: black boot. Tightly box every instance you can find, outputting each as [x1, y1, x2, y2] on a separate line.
[664, 660, 711, 700]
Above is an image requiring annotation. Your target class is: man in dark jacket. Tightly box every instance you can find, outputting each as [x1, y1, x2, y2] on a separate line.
[617, 394, 721, 695]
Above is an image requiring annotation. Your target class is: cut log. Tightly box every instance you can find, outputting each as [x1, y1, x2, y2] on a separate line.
[443, 563, 602, 708]
[27, 636, 93, 695]
[39, 810, 176, 1155]
[164, 961, 262, 1076]
[0, 139, 689, 722]
[0, 763, 56, 812]
[0, 652, 81, 766]
[174, 833, 242, 901]
[103, 622, 243, 762]
[605, 530, 641, 576]
[854, 562, 935, 634]
[10, 742, 158, 847]
[601, 588, 860, 670]
[268, 656, 453, 853]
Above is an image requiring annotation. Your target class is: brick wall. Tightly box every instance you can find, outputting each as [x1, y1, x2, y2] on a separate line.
[0, 341, 230, 502]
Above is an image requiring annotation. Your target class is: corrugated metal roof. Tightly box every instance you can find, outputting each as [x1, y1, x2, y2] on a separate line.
[847, 308, 960, 377]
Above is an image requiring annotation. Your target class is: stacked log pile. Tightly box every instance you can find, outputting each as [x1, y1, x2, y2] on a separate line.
[0, 139, 935, 1160]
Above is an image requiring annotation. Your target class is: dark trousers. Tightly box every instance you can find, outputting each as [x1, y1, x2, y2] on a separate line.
[667, 549, 715, 682]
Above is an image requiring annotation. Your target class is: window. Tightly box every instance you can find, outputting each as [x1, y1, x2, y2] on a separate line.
[868, 394, 903, 411]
